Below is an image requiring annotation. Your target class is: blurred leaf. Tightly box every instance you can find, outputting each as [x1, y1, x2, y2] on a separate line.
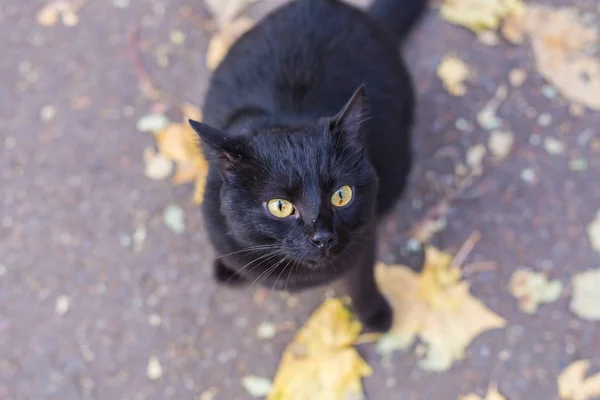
[508, 269, 563, 314]
[440, 0, 525, 33]
[558, 360, 600, 400]
[570, 269, 600, 321]
[375, 246, 506, 372]
[437, 56, 470, 96]
[36, 1, 81, 27]
[460, 385, 506, 400]
[241, 375, 273, 398]
[587, 212, 600, 254]
[163, 204, 185, 234]
[268, 298, 372, 400]
[524, 5, 600, 111]
[207, 17, 255, 70]
[488, 131, 514, 162]
[137, 114, 169, 133]
[146, 103, 209, 204]
[143, 147, 173, 180]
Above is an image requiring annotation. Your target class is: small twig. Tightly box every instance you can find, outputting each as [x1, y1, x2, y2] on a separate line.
[354, 332, 383, 345]
[451, 230, 482, 268]
[462, 261, 498, 278]
[127, 25, 162, 101]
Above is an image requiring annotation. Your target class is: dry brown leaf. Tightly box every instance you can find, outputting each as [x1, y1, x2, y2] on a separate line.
[558, 360, 600, 400]
[437, 56, 471, 96]
[150, 104, 209, 205]
[440, 0, 525, 33]
[587, 213, 600, 254]
[460, 385, 506, 400]
[376, 246, 506, 371]
[509, 269, 563, 314]
[570, 269, 600, 321]
[524, 5, 600, 111]
[268, 298, 372, 400]
[206, 17, 255, 70]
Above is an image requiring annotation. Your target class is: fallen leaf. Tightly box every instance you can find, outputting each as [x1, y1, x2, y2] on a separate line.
[242, 375, 273, 398]
[587, 212, 600, 254]
[461, 385, 506, 400]
[206, 17, 255, 70]
[36, 1, 81, 27]
[257, 322, 277, 340]
[543, 137, 566, 155]
[268, 298, 372, 400]
[570, 269, 600, 321]
[146, 355, 163, 380]
[524, 5, 600, 110]
[137, 113, 169, 133]
[558, 360, 600, 400]
[149, 103, 209, 204]
[376, 245, 506, 372]
[55, 295, 71, 315]
[437, 56, 471, 96]
[466, 144, 487, 175]
[508, 67, 527, 87]
[488, 131, 514, 162]
[508, 269, 563, 314]
[143, 147, 173, 180]
[203, 0, 259, 27]
[440, 0, 525, 34]
[163, 204, 185, 234]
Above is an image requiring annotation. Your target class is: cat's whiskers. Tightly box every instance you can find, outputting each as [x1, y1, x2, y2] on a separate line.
[284, 260, 298, 291]
[223, 249, 284, 284]
[249, 254, 290, 290]
[272, 257, 295, 292]
[216, 244, 281, 260]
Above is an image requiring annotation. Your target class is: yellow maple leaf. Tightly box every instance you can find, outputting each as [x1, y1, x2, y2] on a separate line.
[440, 0, 525, 33]
[558, 360, 600, 400]
[268, 298, 372, 400]
[152, 103, 209, 205]
[375, 245, 506, 372]
[206, 17, 255, 70]
[460, 385, 506, 400]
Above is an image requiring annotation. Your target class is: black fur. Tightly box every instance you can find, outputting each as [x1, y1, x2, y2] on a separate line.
[190, 0, 426, 332]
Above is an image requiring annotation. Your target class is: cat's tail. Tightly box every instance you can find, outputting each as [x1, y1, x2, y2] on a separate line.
[368, 0, 428, 42]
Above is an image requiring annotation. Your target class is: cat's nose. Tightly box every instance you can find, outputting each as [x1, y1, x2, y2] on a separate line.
[309, 230, 334, 249]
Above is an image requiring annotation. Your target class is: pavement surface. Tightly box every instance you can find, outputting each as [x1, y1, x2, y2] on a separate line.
[1, 0, 599, 399]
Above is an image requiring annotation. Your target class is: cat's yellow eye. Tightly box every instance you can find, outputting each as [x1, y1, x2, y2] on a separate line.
[267, 199, 295, 218]
[331, 185, 353, 207]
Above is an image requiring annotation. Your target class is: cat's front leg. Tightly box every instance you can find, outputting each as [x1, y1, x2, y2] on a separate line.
[343, 242, 393, 333]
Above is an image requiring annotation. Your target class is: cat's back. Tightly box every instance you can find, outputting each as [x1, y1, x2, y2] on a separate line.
[202, 0, 412, 131]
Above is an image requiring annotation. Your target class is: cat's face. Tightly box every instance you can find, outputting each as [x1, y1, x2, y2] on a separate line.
[192, 87, 377, 269]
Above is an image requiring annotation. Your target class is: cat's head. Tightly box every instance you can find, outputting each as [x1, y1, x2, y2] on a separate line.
[190, 87, 377, 269]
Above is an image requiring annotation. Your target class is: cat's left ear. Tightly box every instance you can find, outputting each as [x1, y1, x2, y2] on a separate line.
[331, 85, 367, 145]
[188, 119, 249, 168]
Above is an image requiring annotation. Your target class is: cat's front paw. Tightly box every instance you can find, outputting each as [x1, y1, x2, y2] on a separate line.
[213, 261, 246, 286]
[357, 295, 393, 333]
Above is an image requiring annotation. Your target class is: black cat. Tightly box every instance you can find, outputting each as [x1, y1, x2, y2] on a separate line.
[189, 0, 426, 332]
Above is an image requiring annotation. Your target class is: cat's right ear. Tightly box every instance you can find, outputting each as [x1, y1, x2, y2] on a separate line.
[188, 119, 248, 168]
